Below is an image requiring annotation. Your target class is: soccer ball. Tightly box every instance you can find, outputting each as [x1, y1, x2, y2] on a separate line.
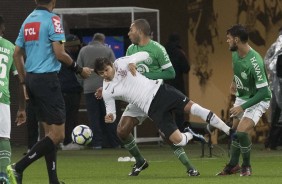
[72, 125, 93, 145]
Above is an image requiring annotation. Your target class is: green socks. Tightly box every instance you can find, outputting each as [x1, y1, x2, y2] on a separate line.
[122, 134, 144, 164]
[0, 139, 11, 173]
[229, 138, 241, 166]
[171, 145, 194, 170]
[237, 131, 252, 167]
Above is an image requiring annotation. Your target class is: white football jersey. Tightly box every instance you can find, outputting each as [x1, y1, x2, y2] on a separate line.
[102, 52, 162, 122]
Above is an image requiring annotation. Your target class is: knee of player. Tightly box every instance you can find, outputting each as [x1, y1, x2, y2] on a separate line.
[117, 125, 131, 139]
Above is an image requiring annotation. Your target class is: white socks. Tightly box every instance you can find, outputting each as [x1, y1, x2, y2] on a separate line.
[190, 103, 230, 135]
[174, 132, 193, 146]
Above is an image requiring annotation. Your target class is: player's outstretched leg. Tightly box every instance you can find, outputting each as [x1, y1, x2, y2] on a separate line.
[184, 126, 208, 144]
[189, 103, 231, 135]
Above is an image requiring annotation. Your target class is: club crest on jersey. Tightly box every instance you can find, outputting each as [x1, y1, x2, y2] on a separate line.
[52, 16, 64, 34]
[137, 64, 149, 74]
[241, 71, 247, 80]
[24, 22, 40, 41]
[144, 57, 153, 65]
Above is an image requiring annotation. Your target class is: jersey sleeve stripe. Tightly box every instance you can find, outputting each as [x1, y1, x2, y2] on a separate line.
[161, 62, 173, 69]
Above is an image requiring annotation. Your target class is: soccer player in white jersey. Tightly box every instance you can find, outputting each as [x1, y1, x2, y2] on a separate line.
[94, 51, 233, 176]
[216, 24, 271, 176]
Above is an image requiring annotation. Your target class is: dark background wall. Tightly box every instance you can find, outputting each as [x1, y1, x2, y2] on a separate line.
[0, 0, 188, 145]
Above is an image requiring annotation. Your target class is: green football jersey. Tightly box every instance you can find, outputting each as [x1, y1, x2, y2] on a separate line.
[0, 37, 16, 105]
[232, 48, 271, 101]
[126, 40, 172, 76]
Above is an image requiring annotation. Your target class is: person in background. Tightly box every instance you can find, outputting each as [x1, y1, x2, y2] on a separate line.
[77, 33, 120, 149]
[58, 34, 83, 151]
[165, 32, 190, 131]
[216, 24, 271, 177]
[7, 0, 92, 183]
[264, 27, 282, 151]
[0, 15, 26, 184]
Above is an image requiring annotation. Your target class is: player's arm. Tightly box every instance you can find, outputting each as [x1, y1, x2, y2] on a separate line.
[103, 92, 117, 123]
[144, 46, 175, 80]
[143, 66, 175, 80]
[241, 86, 269, 110]
[13, 46, 25, 84]
[52, 42, 92, 79]
[12, 47, 27, 125]
[128, 52, 149, 76]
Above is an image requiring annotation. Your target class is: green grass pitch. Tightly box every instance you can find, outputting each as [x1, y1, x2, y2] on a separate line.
[10, 143, 282, 184]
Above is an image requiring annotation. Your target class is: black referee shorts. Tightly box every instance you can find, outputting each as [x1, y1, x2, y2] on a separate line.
[26, 72, 65, 125]
[148, 84, 190, 138]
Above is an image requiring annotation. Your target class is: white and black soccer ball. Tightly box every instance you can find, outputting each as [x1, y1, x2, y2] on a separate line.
[72, 125, 93, 145]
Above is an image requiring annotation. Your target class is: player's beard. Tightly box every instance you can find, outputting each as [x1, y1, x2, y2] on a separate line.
[229, 42, 238, 51]
[131, 35, 141, 45]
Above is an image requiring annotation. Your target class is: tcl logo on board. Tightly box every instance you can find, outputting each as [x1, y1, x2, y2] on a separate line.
[24, 22, 40, 41]
[52, 16, 64, 34]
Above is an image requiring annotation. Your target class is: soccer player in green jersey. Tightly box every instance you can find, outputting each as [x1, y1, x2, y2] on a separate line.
[0, 16, 26, 184]
[216, 24, 271, 176]
[118, 19, 232, 177]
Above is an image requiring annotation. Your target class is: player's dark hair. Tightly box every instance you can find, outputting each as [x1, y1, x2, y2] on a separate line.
[37, 0, 52, 5]
[133, 19, 151, 36]
[94, 57, 112, 74]
[226, 24, 248, 43]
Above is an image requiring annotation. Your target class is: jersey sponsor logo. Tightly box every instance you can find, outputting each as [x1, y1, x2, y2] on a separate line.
[24, 22, 40, 41]
[52, 16, 64, 34]
[250, 56, 263, 81]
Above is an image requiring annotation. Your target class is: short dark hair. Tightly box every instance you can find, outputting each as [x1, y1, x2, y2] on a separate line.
[36, 0, 52, 5]
[94, 57, 112, 74]
[226, 24, 249, 43]
[132, 19, 151, 36]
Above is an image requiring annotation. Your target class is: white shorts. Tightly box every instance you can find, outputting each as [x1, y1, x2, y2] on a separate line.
[233, 97, 270, 125]
[0, 103, 11, 138]
[122, 104, 148, 124]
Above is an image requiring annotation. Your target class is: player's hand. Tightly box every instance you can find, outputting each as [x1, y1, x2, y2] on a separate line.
[95, 87, 103, 99]
[15, 110, 26, 126]
[230, 105, 243, 117]
[105, 113, 114, 123]
[128, 63, 137, 76]
[79, 67, 93, 79]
